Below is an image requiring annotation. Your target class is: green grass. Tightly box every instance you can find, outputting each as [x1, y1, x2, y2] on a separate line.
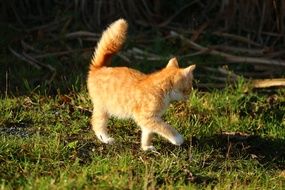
[1, 84, 285, 189]
[1, 21, 285, 189]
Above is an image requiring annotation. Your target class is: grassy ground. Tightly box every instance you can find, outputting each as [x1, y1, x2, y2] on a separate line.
[1, 23, 285, 189]
[1, 82, 285, 189]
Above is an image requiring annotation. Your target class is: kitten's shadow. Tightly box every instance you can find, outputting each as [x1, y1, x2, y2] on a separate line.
[75, 132, 285, 170]
[179, 133, 285, 169]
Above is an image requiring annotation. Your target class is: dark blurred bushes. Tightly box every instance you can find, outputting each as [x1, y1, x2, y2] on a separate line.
[2, 1, 284, 34]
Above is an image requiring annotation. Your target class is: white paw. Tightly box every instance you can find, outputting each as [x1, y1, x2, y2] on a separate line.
[170, 134, 184, 146]
[97, 134, 115, 144]
[102, 137, 115, 144]
[142, 145, 156, 151]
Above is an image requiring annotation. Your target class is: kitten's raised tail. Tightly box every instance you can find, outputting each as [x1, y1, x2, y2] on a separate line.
[90, 19, 128, 68]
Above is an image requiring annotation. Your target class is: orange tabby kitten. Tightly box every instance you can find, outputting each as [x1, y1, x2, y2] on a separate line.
[87, 19, 195, 151]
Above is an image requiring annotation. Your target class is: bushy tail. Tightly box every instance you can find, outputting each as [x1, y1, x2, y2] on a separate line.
[90, 19, 128, 68]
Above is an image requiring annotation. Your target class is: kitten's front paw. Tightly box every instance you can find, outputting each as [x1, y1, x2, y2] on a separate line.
[142, 145, 156, 151]
[102, 137, 115, 144]
[170, 134, 184, 146]
[97, 134, 115, 144]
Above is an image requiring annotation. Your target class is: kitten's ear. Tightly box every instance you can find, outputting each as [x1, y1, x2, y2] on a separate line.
[182, 64, 196, 76]
[166, 57, 179, 68]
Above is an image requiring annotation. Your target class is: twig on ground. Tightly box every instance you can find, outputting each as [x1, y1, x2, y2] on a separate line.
[65, 31, 99, 39]
[197, 74, 232, 82]
[180, 49, 210, 58]
[251, 79, 285, 88]
[221, 131, 250, 141]
[210, 45, 270, 56]
[22, 53, 55, 72]
[191, 22, 209, 42]
[21, 41, 43, 54]
[26, 18, 67, 32]
[126, 47, 166, 61]
[240, 71, 276, 78]
[22, 53, 56, 83]
[9, 46, 57, 83]
[33, 48, 93, 59]
[117, 53, 131, 63]
[201, 66, 239, 82]
[213, 31, 263, 47]
[170, 31, 285, 67]
[196, 83, 226, 89]
[217, 67, 239, 80]
[265, 50, 285, 58]
[9, 46, 41, 70]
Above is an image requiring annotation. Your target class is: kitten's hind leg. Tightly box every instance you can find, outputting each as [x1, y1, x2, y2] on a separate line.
[91, 110, 114, 144]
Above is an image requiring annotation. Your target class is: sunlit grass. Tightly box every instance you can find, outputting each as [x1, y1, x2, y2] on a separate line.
[1, 83, 285, 189]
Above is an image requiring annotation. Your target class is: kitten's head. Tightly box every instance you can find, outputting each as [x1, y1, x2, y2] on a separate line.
[166, 58, 196, 101]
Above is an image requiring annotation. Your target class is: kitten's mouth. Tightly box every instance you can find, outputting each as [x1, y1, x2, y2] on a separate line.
[182, 96, 189, 101]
